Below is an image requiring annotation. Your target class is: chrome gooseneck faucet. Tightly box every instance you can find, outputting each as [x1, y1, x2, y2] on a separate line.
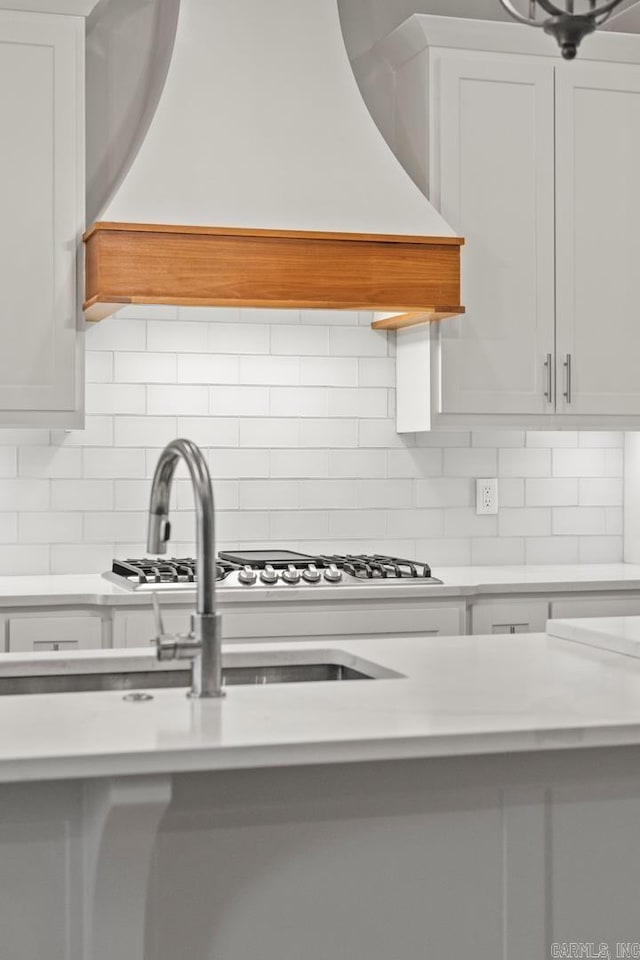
[147, 438, 224, 698]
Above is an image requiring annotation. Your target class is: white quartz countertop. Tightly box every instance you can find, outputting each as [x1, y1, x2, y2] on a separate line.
[4, 631, 640, 782]
[4, 563, 640, 607]
[548, 615, 640, 658]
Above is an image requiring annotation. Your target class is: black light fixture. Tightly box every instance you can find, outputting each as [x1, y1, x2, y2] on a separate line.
[499, 0, 626, 59]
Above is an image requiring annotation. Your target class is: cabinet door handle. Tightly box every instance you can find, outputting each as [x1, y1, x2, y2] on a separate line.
[544, 353, 553, 403]
[563, 353, 572, 404]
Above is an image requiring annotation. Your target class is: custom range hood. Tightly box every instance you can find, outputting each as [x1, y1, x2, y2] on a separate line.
[83, 0, 464, 329]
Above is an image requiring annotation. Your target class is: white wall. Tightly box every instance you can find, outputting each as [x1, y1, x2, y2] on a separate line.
[0, 306, 622, 575]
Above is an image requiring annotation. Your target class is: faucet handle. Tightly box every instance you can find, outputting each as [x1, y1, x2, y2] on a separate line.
[151, 592, 166, 641]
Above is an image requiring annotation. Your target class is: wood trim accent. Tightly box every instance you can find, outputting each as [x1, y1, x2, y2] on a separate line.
[83, 221, 464, 323]
[371, 308, 465, 330]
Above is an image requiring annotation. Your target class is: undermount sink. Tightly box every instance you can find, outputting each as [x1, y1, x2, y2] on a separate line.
[0, 662, 373, 696]
[0, 648, 400, 697]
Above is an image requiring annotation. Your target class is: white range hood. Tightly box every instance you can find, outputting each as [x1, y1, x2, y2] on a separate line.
[84, 0, 463, 326]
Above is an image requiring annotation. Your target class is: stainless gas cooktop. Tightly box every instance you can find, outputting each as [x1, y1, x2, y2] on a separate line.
[105, 550, 443, 591]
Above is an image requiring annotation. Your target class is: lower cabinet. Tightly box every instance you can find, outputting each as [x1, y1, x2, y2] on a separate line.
[549, 597, 640, 620]
[7, 615, 103, 652]
[112, 601, 467, 648]
[471, 599, 550, 636]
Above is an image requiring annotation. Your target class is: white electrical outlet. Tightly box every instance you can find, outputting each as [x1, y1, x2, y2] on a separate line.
[476, 478, 498, 515]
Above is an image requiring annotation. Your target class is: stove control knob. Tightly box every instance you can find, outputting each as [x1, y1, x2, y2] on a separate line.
[238, 564, 258, 585]
[282, 564, 301, 585]
[260, 564, 278, 584]
[323, 563, 342, 583]
[302, 564, 321, 583]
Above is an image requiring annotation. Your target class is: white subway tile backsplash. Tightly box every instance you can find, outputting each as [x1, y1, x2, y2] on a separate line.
[51, 543, 115, 575]
[579, 478, 623, 506]
[328, 388, 387, 419]
[526, 478, 578, 507]
[20, 512, 82, 544]
[86, 352, 113, 383]
[84, 449, 146, 479]
[499, 448, 550, 478]
[52, 480, 113, 511]
[471, 537, 525, 566]
[526, 431, 578, 448]
[20, 447, 81, 479]
[0, 308, 625, 571]
[356, 479, 413, 509]
[415, 478, 471, 508]
[0, 429, 50, 446]
[552, 506, 607, 536]
[553, 449, 605, 478]
[526, 536, 579, 565]
[0, 546, 51, 575]
[270, 450, 328, 478]
[579, 535, 623, 563]
[0, 448, 17, 478]
[86, 317, 146, 352]
[605, 448, 624, 477]
[270, 511, 329, 540]
[299, 419, 357, 448]
[52, 417, 114, 448]
[239, 480, 299, 510]
[387, 509, 444, 539]
[86, 384, 146, 416]
[270, 387, 328, 418]
[579, 432, 624, 448]
[499, 507, 552, 538]
[300, 358, 357, 387]
[177, 354, 240, 385]
[0, 479, 49, 511]
[328, 510, 387, 539]
[472, 431, 525, 448]
[240, 356, 299, 386]
[299, 480, 356, 510]
[114, 417, 178, 448]
[328, 450, 386, 478]
[176, 417, 239, 448]
[444, 508, 498, 538]
[239, 419, 299, 449]
[358, 419, 408, 448]
[115, 352, 177, 384]
[498, 479, 525, 508]
[329, 327, 387, 357]
[84, 512, 148, 543]
[414, 538, 471, 566]
[271, 325, 329, 356]
[358, 358, 395, 387]
[148, 321, 208, 353]
[388, 448, 442, 479]
[0, 513, 17, 543]
[148, 385, 209, 416]
[211, 449, 270, 479]
[443, 448, 496, 478]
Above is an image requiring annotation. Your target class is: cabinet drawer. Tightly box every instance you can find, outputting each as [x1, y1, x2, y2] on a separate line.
[113, 601, 466, 647]
[8, 616, 102, 653]
[549, 597, 640, 620]
[471, 600, 549, 636]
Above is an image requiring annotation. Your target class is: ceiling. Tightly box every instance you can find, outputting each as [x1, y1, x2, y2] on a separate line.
[338, 0, 640, 61]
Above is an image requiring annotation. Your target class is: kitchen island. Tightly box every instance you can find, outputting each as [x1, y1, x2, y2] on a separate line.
[3, 630, 640, 959]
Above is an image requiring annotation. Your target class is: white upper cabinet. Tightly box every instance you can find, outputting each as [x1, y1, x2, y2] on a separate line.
[436, 53, 555, 418]
[555, 61, 640, 417]
[0, 11, 83, 427]
[380, 16, 640, 430]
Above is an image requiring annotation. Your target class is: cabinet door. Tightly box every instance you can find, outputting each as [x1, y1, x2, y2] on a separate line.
[0, 12, 83, 426]
[471, 599, 549, 636]
[8, 615, 103, 652]
[433, 53, 555, 416]
[556, 62, 640, 416]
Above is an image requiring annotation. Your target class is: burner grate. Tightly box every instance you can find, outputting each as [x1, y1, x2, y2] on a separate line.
[314, 554, 435, 580]
[112, 557, 237, 584]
